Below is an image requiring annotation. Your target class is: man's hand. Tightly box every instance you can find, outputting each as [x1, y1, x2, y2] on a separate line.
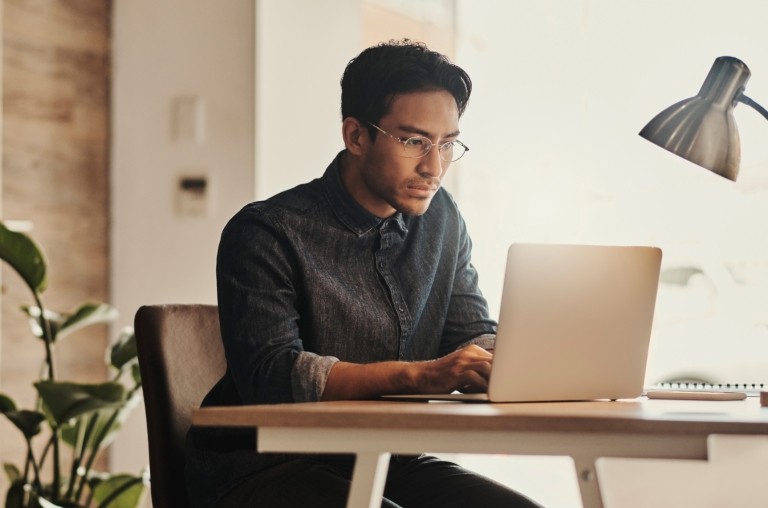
[415, 344, 493, 394]
[321, 345, 493, 400]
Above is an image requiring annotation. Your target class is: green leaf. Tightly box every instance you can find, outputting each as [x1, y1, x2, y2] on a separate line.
[3, 463, 21, 483]
[35, 381, 126, 427]
[21, 306, 64, 342]
[59, 303, 118, 339]
[0, 393, 17, 412]
[2, 410, 46, 439]
[110, 328, 137, 372]
[130, 363, 141, 386]
[66, 391, 141, 453]
[0, 221, 47, 294]
[61, 407, 121, 452]
[91, 474, 147, 508]
[22, 303, 118, 343]
[0, 394, 44, 440]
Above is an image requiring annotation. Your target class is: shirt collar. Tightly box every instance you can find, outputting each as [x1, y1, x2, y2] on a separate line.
[322, 151, 407, 236]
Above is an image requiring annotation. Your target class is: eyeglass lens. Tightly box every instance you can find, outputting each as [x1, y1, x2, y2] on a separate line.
[402, 137, 466, 162]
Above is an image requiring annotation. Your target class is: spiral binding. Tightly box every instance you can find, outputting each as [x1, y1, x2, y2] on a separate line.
[651, 381, 765, 396]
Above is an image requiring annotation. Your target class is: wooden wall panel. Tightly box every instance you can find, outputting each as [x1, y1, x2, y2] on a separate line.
[1, 0, 111, 491]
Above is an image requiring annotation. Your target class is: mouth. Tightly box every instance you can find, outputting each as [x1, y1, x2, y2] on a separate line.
[406, 180, 440, 199]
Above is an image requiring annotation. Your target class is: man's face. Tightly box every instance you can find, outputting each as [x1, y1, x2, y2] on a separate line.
[353, 89, 461, 217]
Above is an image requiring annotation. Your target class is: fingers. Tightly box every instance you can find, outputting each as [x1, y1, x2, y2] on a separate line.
[453, 344, 493, 360]
[460, 359, 492, 388]
[445, 346, 493, 391]
[455, 368, 490, 393]
[452, 345, 493, 369]
[414, 345, 494, 394]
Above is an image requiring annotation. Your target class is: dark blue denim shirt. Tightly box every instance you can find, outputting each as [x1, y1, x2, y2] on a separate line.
[186, 151, 496, 506]
[216, 150, 496, 404]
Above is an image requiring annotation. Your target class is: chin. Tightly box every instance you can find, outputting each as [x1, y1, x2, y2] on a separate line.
[398, 200, 432, 217]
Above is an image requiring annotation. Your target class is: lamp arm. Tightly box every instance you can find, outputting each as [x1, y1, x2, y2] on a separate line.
[738, 93, 768, 122]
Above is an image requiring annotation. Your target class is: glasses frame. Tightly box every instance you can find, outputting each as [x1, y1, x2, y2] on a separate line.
[366, 122, 469, 162]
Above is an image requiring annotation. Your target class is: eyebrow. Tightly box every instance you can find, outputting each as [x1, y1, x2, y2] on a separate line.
[397, 124, 461, 139]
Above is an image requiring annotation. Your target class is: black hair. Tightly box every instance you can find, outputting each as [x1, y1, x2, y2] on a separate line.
[340, 39, 472, 138]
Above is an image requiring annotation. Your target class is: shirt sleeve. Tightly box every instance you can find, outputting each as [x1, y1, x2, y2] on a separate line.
[438, 205, 498, 356]
[291, 351, 339, 402]
[459, 333, 496, 351]
[216, 206, 336, 404]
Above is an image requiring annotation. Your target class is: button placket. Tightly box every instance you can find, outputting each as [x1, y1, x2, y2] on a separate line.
[375, 219, 411, 358]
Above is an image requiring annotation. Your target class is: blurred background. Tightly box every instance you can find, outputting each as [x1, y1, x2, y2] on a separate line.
[2, 1, 768, 506]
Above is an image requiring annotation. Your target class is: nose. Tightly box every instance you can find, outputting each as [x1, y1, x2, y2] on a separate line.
[417, 145, 445, 178]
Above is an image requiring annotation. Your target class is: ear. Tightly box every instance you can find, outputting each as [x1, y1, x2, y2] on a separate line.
[342, 117, 368, 156]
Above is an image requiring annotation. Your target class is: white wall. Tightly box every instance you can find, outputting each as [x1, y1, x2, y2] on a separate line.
[110, 0, 256, 484]
[111, 0, 256, 313]
[255, 1, 360, 199]
[454, 0, 768, 386]
[110, 0, 361, 491]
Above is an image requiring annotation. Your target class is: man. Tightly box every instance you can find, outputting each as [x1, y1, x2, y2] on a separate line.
[186, 39, 542, 508]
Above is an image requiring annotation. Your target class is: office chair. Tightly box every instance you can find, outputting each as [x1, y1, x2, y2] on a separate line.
[134, 304, 225, 508]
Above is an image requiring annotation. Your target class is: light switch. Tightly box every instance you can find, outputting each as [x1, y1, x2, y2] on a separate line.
[171, 95, 206, 143]
[176, 175, 209, 217]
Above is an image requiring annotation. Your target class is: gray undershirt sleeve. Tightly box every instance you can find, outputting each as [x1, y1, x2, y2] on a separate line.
[291, 351, 340, 402]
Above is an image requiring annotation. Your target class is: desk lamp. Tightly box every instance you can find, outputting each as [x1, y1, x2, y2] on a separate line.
[641, 56, 768, 405]
[639, 56, 768, 181]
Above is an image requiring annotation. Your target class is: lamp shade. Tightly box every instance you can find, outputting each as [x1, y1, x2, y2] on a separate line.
[639, 56, 751, 181]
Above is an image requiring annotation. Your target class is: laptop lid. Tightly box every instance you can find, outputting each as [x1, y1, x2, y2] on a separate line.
[486, 243, 662, 402]
[381, 243, 662, 403]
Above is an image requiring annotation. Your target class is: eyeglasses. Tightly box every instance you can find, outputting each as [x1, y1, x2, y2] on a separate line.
[367, 122, 469, 162]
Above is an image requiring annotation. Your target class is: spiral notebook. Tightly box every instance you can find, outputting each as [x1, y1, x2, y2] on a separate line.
[645, 382, 765, 398]
[384, 243, 663, 403]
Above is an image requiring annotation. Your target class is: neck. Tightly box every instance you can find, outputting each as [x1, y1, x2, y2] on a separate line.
[339, 151, 396, 218]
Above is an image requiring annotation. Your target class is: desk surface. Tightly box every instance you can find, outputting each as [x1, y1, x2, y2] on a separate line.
[192, 398, 768, 508]
[192, 397, 768, 436]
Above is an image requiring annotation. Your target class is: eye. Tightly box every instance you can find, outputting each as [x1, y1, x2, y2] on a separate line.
[403, 136, 428, 147]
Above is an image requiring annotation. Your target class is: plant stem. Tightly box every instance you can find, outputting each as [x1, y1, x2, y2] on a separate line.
[38, 433, 53, 467]
[66, 414, 97, 500]
[33, 295, 56, 381]
[33, 294, 61, 502]
[75, 410, 119, 503]
[48, 426, 62, 503]
[25, 438, 43, 492]
[95, 476, 144, 508]
[74, 382, 143, 503]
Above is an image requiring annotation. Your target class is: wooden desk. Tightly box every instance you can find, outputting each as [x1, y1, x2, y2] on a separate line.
[192, 397, 768, 508]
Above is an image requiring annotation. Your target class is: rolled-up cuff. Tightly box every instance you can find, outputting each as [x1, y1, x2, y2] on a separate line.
[291, 351, 340, 402]
[459, 333, 496, 351]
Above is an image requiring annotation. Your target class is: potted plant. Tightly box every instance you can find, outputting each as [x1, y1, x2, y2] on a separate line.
[0, 221, 147, 508]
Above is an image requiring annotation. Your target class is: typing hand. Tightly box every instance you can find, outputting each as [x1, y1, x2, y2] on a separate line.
[416, 345, 493, 394]
[322, 345, 493, 400]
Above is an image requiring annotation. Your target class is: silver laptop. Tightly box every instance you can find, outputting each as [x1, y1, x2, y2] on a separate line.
[385, 243, 662, 403]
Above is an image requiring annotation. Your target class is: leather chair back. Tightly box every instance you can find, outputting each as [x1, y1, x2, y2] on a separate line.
[134, 304, 225, 508]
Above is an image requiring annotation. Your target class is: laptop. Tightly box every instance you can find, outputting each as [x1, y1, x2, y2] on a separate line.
[384, 243, 662, 403]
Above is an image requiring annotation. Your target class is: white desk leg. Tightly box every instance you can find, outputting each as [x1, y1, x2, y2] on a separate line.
[346, 451, 391, 508]
[573, 457, 604, 508]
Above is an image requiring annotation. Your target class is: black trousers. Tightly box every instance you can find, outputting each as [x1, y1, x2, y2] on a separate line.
[215, 454, 543, 508]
